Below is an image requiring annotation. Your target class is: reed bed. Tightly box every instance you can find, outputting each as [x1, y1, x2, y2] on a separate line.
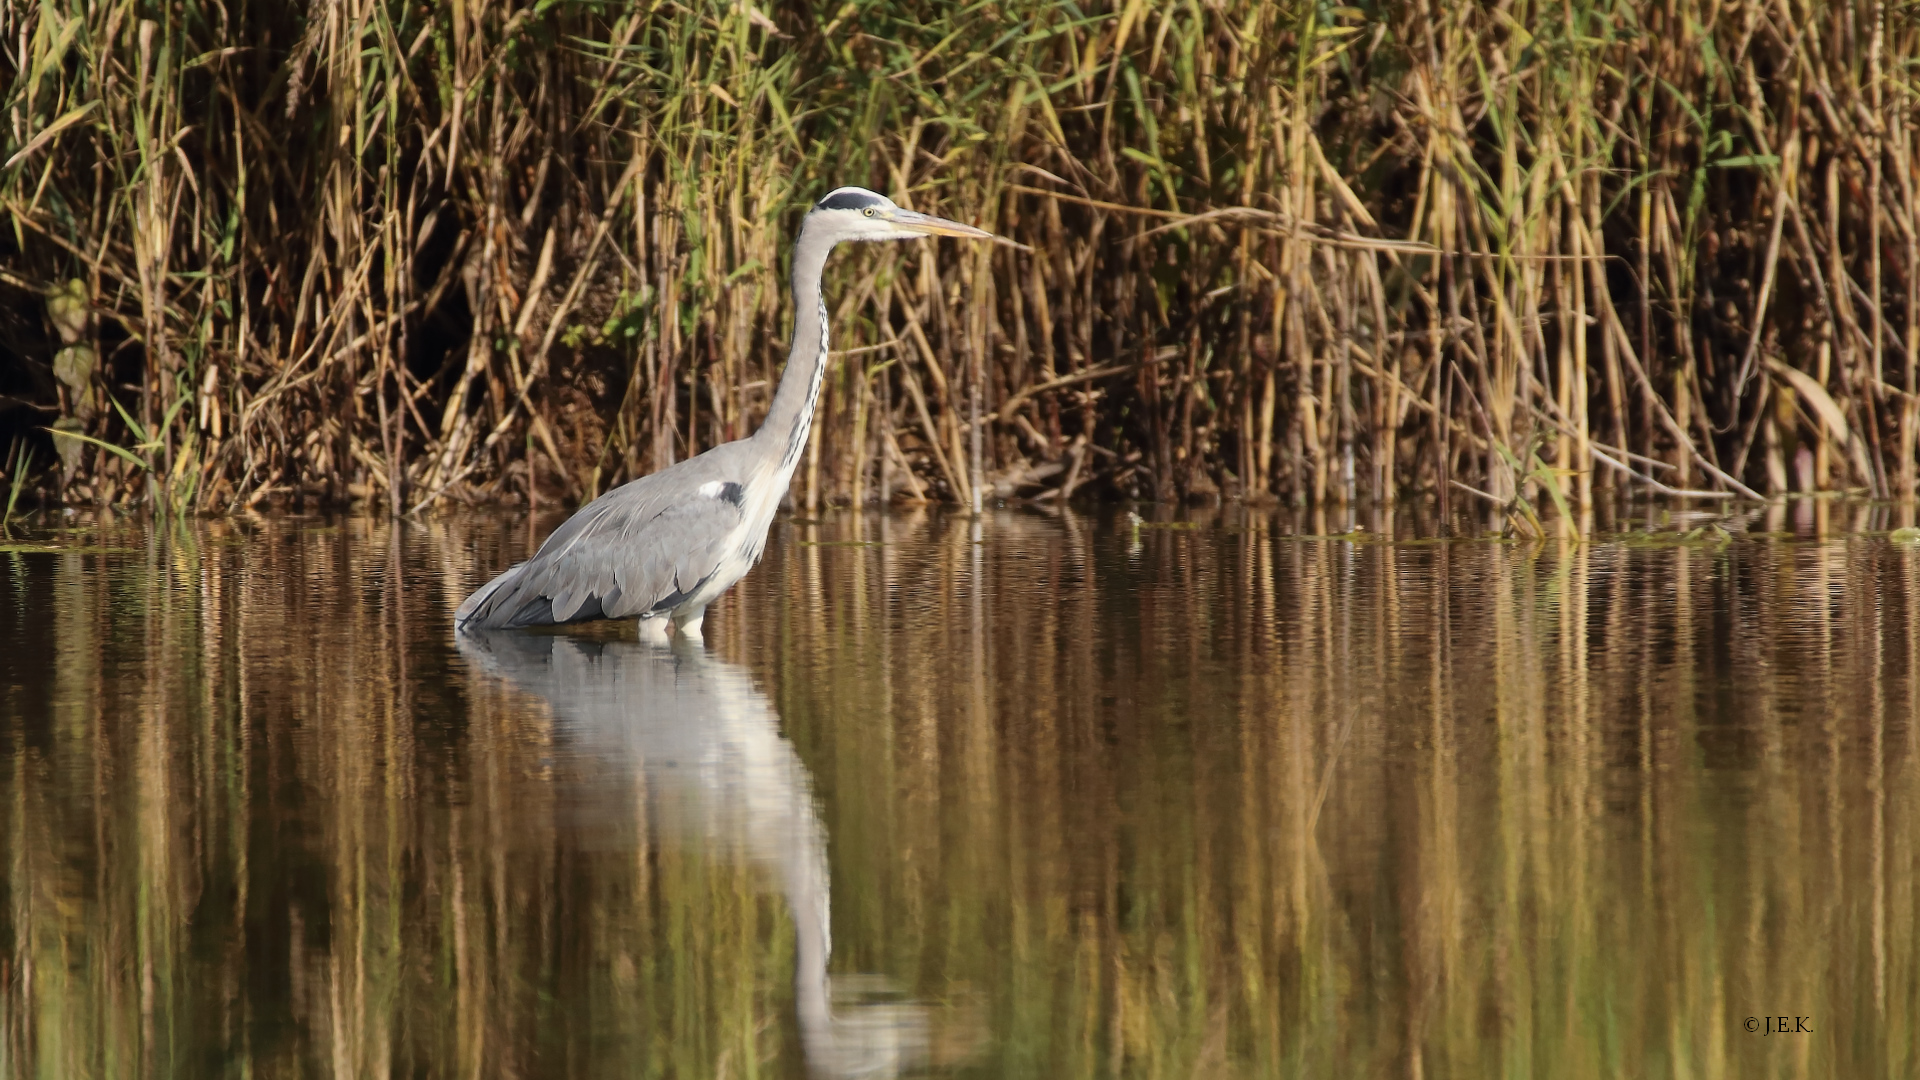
[2, 0, 1918, 521]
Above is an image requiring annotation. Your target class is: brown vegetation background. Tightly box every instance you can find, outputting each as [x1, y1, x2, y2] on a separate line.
[2, 0, 1917, 524]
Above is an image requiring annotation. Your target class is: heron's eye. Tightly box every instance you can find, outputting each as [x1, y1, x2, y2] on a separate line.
[863, 208, 875, 217]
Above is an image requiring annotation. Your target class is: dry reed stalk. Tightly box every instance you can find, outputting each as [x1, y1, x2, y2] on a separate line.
[2, 0, 1918, 523]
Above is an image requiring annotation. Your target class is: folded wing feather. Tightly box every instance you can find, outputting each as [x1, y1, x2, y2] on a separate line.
[455, 460, 750, 631]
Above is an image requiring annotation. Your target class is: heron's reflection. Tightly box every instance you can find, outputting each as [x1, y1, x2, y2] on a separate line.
[458, 630, 927, 1078]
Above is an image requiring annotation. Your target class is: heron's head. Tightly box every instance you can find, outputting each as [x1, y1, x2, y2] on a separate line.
[806, 187, 992, 243]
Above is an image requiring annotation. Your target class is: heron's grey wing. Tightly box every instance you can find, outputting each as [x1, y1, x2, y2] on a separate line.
[456, 473, 747, 630]
[549, 492, 747, 620]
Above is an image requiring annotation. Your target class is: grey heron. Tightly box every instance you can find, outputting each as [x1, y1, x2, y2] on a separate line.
[457, 630, 930, 1075]
[456, 187, 991, 639]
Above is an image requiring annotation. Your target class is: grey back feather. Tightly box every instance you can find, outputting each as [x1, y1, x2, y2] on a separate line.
[456, 441, 759, 630]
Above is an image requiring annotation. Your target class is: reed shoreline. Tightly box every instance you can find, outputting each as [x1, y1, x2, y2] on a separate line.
[3, 0, 1916, 530]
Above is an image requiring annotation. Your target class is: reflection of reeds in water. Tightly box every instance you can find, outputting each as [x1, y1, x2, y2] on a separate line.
[2, 511, 1917, 1077]
[738, 508, 1920, 1077]
[3, 520, 823, 1077]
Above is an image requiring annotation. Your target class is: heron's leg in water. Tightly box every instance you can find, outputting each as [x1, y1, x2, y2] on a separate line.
[636, 614, 671, 646]
[671, 605, 706, 640]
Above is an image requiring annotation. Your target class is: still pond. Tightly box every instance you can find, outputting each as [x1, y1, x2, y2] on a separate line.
[3, 503, 1916, 1078]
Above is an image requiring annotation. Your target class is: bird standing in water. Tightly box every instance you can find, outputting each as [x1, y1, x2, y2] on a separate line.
[457, 187, 991, 641]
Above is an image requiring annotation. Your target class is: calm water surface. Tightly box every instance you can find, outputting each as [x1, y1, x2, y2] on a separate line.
[3, 506, 1917, 1078]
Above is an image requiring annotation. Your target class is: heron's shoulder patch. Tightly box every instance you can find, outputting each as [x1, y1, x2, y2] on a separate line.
[697, 480, 747, 506]
[816, 187, 886, 211]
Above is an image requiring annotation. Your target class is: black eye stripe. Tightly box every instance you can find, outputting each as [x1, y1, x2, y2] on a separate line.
[816, 189, 884, 211]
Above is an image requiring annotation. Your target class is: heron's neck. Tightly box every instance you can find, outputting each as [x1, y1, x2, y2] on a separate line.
[755, 226, 836, 477]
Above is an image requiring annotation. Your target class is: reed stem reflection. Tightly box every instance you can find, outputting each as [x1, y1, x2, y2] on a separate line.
[1, 508, 1915, 1078]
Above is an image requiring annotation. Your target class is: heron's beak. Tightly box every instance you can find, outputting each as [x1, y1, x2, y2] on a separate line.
[881, 207, 993, 239]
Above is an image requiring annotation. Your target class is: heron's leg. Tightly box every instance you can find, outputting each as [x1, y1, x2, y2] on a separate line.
[671, 605, 706, 641]
[636, 614, 671, 646]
